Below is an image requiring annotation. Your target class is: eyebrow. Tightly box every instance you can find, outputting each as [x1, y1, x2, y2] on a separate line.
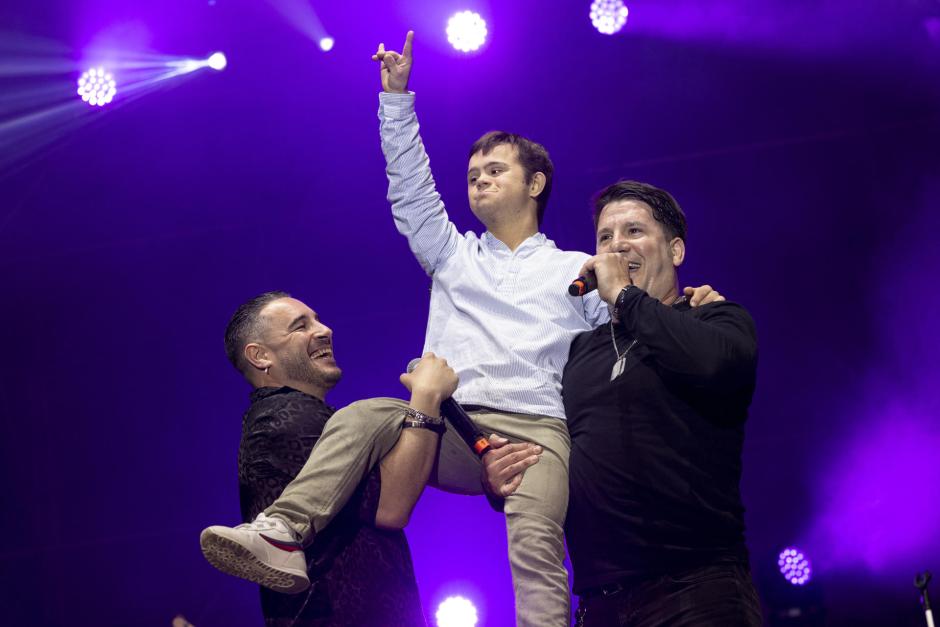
[599, 220, 645, 230]
[287, 314, 309, 330]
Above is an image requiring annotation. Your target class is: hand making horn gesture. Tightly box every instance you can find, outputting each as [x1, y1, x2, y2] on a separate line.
[372, 30, 414, 94]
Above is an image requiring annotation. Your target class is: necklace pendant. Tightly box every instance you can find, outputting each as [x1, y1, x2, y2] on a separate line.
[611, 355, 626, 381]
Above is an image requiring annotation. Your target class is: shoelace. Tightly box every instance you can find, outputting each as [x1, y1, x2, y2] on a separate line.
[235, 514, 279, 531]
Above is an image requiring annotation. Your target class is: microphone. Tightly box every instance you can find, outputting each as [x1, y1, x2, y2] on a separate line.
[915, 571, 934, 626]
[568, 272, 597, 296]
[407, 358, 492, 458]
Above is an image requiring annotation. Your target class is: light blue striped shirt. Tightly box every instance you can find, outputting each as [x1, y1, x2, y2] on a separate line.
[379, 92, 609, 420]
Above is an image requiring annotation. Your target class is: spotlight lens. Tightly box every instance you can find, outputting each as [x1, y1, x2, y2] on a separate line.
[207, 52, 227, 71]
[435, 595, 478, 627]
[319, 37, 335, 52]
[77, 67, 117, 107]
[590, 0, 629, 35]
[446, 11, 488, 52]
[778, 547, 812, 585]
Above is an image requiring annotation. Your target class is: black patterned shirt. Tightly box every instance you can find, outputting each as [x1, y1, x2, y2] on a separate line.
[238, 386, 426, 626]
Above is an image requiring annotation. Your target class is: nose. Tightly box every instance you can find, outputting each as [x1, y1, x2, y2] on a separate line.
[314, 321, 332, 341]
[609, 235, 632, 254]
[476, 176, 491, 191]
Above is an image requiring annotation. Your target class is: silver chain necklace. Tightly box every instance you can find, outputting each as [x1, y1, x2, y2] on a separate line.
[609, 321, 638, 381]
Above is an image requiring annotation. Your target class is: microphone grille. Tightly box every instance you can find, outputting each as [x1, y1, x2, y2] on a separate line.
[406, 358, 422, 373]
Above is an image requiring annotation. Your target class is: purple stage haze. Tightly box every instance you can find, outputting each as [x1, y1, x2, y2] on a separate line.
[1, 1, 938, 626]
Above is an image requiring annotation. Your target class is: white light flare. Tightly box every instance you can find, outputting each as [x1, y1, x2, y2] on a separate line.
[77, 67, 117, 107]
[435, 595, 478, 627]
[446, 11, 488, 53]
[590, 0, 629, 35]
[207, 52, 227, 71]
[319, 37, 335, 52]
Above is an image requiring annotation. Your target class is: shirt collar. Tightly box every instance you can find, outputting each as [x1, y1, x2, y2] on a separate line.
[250, 385, 329, 408]
[481, 231, 552, 256]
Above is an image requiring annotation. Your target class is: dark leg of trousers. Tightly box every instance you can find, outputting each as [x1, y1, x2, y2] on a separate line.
[575, 562, 764, 627]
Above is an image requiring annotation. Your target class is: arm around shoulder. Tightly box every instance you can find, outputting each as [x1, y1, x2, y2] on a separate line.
[621, 293, 758, 390]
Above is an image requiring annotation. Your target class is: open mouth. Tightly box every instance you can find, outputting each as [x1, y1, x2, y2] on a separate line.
[627, 261, 641, 273]
[309, 349, 333, 360]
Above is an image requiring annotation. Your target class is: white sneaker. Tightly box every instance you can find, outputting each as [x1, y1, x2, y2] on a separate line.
[200, 513, 309, 594]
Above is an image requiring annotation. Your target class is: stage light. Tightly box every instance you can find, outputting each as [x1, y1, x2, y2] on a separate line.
[319, 37, 335, 52]
[778, 547, 812, 585]
[207, 52, 227, 71]
[446, 11, 487, 53]
[77, 67, 116, 107]
[435, 595, 478, 627]
[590, 0, 629, 35]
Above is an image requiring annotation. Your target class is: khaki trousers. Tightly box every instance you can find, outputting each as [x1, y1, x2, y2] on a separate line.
[265, 397, 571, 627]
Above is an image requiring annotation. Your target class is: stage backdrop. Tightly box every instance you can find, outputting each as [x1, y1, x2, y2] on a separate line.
[1, 1, 938, 625]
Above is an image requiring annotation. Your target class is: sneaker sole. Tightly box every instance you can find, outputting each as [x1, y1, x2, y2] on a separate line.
[200, 529, 309, 594]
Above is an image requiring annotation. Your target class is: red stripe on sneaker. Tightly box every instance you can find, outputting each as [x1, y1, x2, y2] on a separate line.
[260, 534, 303, 552]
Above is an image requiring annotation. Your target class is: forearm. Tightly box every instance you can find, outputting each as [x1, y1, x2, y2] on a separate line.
[618, 289, 757, 387]
[378, 92, 457, 273]
[374, 389, 443, 529]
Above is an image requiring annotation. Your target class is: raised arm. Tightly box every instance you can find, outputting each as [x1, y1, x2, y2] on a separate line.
[374, 31, 460, 275]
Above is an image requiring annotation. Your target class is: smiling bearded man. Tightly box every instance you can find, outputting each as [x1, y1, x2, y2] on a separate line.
[202, 291, 457, 626]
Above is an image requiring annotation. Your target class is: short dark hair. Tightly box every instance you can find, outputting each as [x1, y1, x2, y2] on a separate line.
[592, 180, 687, 241]
[224, 291, 290, 375]
[469, 131, 554, 225]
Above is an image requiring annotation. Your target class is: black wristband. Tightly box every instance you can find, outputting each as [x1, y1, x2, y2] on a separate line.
[612, 284, 639, 320]
[402, 419, 446, 434]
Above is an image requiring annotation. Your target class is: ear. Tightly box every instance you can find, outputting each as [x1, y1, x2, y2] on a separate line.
[670, 237, 686, 268]
[244, 343, 272, 371]
[528, 172, 546, 198]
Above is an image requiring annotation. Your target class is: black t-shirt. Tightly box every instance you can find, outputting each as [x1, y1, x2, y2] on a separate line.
[562, 291, 757, 594]
[238, 386, 426, 627]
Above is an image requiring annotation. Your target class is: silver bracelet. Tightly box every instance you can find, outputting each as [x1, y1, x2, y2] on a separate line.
[402, 407, 445, 434]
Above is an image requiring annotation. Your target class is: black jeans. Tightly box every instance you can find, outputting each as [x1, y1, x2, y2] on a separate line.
[574, 562, 763, 627]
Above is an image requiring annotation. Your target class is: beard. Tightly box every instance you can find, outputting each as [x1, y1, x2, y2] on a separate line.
[281, 350, 342, 390]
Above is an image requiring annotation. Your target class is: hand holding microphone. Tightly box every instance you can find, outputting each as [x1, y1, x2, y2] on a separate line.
[406, 355, 491, 458]
[401, 353, 458, 401]
[569, 253, 637, 304]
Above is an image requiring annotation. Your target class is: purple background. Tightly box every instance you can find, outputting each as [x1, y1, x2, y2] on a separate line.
[1, 1, 938, 625]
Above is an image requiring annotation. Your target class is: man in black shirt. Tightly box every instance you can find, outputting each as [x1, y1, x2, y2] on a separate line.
[211, 291, 457, 626]
[485, 181, 762, 626]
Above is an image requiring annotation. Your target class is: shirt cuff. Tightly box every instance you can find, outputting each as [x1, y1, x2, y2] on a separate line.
[378, 91, 416, 119]
[614, 284, 646, 327]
